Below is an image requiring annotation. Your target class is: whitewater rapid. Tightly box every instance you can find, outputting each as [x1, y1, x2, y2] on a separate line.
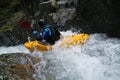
[0, 31, 120, 80]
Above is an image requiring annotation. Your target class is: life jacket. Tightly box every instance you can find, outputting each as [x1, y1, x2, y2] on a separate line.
[42, 24, 52, 39]
[42, 24, 60, 44]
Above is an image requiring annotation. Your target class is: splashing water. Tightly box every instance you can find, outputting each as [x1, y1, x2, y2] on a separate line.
[0, 31, 120, 80]
[0, 45, 30, 55]
[40, 32, 120, 80]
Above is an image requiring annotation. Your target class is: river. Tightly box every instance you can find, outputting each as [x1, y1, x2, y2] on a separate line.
[0, 30, 120, 80]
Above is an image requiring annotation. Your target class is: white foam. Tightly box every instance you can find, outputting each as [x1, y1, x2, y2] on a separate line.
[0, 31, 120, 80]
[0, 44, 30, 55]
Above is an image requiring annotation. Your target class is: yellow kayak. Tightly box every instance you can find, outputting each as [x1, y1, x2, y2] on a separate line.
[60, 33, 89, 47]
[24, 40, 52, 52]
[24, 33, 89, 52]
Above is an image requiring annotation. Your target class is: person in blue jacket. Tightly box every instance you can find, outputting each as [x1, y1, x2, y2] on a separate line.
[32, 19, 61, 45]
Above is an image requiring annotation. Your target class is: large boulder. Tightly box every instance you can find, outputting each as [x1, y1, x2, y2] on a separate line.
[0, 53, 40, 80]
[66, 0, 120, 38]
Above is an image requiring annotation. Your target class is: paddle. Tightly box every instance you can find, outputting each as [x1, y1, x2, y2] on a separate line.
[20, 18, 33, 42]
[20, 19, 31, 30]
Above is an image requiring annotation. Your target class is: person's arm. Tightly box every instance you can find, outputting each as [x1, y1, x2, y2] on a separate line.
[32, 31, 42, 40]
[42, 28, 52, 39]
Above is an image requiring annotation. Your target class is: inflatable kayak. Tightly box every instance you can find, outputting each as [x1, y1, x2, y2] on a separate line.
[24, 33, 89, 52]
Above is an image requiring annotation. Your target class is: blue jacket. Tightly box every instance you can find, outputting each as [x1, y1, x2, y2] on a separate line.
[42, 24, 52, 39]
[33, 24, 52, 40]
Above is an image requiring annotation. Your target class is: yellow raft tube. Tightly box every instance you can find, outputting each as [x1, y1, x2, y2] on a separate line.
[24, 33, 89, 52]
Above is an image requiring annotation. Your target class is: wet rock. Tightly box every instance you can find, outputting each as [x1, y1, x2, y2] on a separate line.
[0, 30, 32, 46]
[67, 0, 120, 38]
[0, 53, 40, 80]
[0, 10, 34, 46]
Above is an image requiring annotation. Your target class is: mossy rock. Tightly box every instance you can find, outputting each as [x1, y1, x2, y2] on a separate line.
[0, 11, 25, 33]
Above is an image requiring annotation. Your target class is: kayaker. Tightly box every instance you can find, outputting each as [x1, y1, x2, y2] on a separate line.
[32, 19, 61, 45]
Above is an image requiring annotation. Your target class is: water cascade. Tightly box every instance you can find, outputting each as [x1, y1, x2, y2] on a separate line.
[0, 31, 120, 80]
